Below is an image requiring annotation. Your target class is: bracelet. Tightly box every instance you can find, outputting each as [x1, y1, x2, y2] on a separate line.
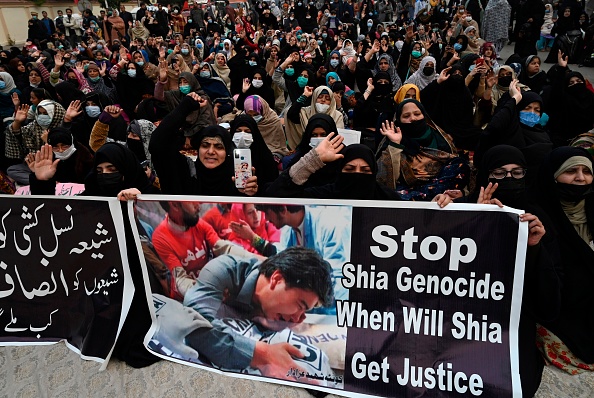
[252, 235, 266, 251]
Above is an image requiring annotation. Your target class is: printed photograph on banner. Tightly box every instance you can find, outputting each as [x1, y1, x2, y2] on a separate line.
[134, 199, 351, 389]
[0, 197, 131, 364]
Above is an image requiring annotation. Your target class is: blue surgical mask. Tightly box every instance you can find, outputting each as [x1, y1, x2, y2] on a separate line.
[322, 33, 328, 39]
[36, 114, 51, 128]
[411, 50, 422, 58]
[97, 44, 103, 50]
[318, 40, 323, 46]
[200, 70, 211, 78]
[297, 76, 308, 87]
[85, 105, 101, 118]
[179, 84, 191, 94]
[519, 111, 541, 127]
[330, 59, 339, 67]
[0, 81, 5, 90]
[197, 43, 203, 49]
[253, 115, 263, 123]
[539, 112, 549, 127]
[127, 69, 137, 78]
[89, 76, 101, 83]
[181, 48, 189, 55]
[285, 68, 295, 76]
[248, 60, 257, 66]
[454, 43, 463, 51]
[367, 22, 373, 27]
[70, 59, 76, 64]
[137, 61, 145, 67]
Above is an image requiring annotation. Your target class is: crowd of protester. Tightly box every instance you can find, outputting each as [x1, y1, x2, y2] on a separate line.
[2, 0, 594, 395]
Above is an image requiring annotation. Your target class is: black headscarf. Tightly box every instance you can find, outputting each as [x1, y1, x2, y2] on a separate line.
[288, 114, 342, 187]
[548, 71, 594, 146]
[189, 125, 239, 196]
[312, 144, 399, 200]
[236, 67, 275, 110]
[47, 126, 94, 184]
[530, 146, 594, 363]
[229, 114, 279, 189]
[83, 142, 152, 196]
[395, 99, 452, 153]
[478, 145, 530, 209]
[519, 55, 548, 94]
[114, 61, 154, 119]
[54, 81, 85, 108]
[420, 63, 479, 150]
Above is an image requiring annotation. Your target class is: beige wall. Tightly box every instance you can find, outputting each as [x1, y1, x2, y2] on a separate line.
[0, 1, 139, 47]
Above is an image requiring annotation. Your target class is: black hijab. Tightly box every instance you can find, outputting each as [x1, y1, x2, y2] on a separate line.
[395, 99, 452, 153]
[308, 144, 400, 200]
[420, 63, 479, 150]
[83, 142, 153, 196]
[55, 81, 85, 108]
[478, 145, 530, 209]
[288, 114, 342, 187]
[530, 146, 594, 363]
[190, 125, 239, 196]
[519, 55, 548, 94]
[229, 114, 279, 189]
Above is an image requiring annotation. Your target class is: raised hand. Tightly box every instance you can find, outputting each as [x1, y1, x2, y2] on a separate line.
[75, 61, 85, 73]
[486, 71, 497, 88]
[64, 100, 82, 122]
[372, 41, 381, 53]
[11, 92, 20, 108]
[34, 144, 60, 181]
[54, 53, 64, 70]
[437, 66, 451, 84]
[557, 50, 568, 68]
[14, 104, 30, 124]
[366, 77, 374, 92]
[380, 120, 402, 144]
[303, 85, 314, 97]
[103, 106, 121, 120]
[315, 133, 345, 163]
[242, 77, 251, 93]
[158, 60, 168, 82]
[509, 79, 522, 103]
[100, 62, 107, 77]
[477, 182, 503, 207]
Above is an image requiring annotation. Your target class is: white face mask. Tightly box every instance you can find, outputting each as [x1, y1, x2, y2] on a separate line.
[466, 16, 472, 22]
[315, 103, 330, 113]
[53, 145, 77, 160]
[36, 114, 52, 128]
[309, 137, 325, 148]
[252, 79, 264, 88]
[232, 132, 253, 148]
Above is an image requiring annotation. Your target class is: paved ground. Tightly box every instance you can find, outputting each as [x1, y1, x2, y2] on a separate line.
[498, 42, 594, 81]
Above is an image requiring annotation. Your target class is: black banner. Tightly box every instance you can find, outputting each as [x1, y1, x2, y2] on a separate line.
[0, 197, 132, 366]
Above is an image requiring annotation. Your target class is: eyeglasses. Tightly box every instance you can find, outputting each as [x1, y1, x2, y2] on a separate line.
[489, 167, 526, 179]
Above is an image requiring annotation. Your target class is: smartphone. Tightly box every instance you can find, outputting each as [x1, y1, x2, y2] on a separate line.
[475, 57, 484, 66]
[234, 149, 252, 189]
